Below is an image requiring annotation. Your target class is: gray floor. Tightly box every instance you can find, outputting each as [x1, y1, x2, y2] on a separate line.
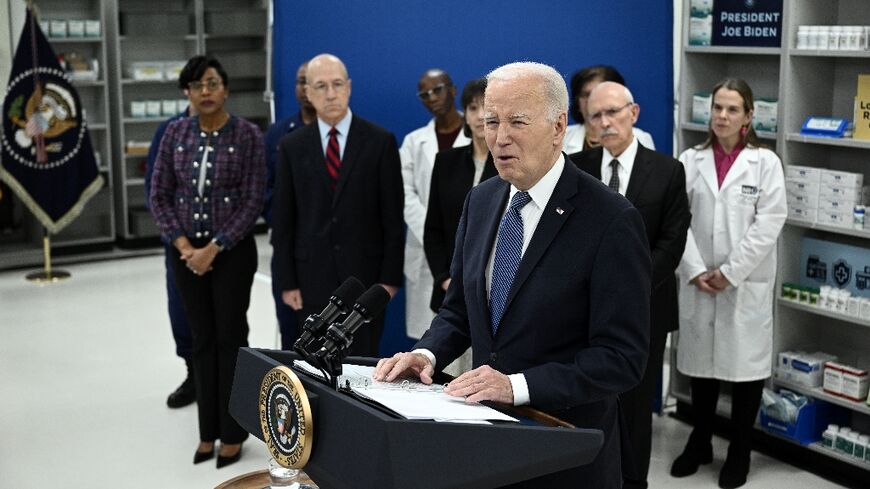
[0, 235, 848, 488]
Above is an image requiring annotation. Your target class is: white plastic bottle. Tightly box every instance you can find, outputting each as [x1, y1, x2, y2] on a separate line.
[819, 26, 831, 49]
[856, 434, 869, 459]
[797, 25, 809, 49]
[822, 424, 839, 449]
[830, 26, 843, 50]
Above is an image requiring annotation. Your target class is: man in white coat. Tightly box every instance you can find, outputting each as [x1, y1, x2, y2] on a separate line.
[400, 69, 469, 339]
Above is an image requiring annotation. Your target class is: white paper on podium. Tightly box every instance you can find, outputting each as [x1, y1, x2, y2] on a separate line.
[293, 361, 518, 423]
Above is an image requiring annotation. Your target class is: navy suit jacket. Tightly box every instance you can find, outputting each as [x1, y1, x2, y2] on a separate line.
[415, 158, 651, 488]
[271, 114, 404, 316]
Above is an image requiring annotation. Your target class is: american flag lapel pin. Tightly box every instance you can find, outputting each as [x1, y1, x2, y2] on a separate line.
[556, 207, 564, 215]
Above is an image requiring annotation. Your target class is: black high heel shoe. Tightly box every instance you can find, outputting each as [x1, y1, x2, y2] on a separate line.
[216, 444, 243, 468]
[193, 447, 214, 464]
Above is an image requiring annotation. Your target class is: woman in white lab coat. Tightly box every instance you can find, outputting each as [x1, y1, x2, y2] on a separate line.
[670, 79, 787, 489]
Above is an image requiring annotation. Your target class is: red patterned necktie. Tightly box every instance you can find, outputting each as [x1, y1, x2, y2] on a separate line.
[326, 127, 341, 189]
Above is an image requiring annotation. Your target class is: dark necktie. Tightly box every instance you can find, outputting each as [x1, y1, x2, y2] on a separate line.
[490, 191, 532, 334]
[608, 159, 620, 193]
[326, 127, 341, 189]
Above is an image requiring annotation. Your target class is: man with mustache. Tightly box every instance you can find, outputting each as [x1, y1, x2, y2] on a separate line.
[570, 81, 691, 489]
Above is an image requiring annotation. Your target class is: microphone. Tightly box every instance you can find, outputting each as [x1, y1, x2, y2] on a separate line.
[293, 276, 365, 355]
[316, 284, 392, 359]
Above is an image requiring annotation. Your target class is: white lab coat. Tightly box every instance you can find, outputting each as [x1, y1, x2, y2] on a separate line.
[563, 123, 656, 154]
[676, 145, 787, 381]
[399, 118, 470, 338]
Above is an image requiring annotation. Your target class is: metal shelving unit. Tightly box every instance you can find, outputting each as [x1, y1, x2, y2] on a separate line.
[0, 0, 115, 270]
[672, 0, 870, 472]
[106, 0, 269, 241]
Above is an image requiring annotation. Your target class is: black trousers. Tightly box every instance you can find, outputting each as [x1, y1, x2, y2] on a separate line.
[620, 330, 669, 487]
[172, 234, 257, 443]
[687, 376, 764, 455]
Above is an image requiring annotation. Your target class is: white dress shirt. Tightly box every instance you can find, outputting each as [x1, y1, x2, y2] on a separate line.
[600, 135, 639, 196]
[415, 154, 566, 406]
[316, 109, 352, 160]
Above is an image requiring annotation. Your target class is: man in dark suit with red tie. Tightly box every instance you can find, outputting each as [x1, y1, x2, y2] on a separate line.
[271, 53, 404, 356]
[570, 81, 691, 489]
[374, 62, 650, 488]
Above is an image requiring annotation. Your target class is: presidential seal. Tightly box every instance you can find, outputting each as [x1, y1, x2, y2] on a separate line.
[259, 366, 313, 468]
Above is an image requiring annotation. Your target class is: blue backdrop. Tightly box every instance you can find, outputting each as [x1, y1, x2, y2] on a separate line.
[272, 0, 673, 355]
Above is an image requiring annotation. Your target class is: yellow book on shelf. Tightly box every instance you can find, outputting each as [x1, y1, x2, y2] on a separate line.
[854, 74, 870, 141]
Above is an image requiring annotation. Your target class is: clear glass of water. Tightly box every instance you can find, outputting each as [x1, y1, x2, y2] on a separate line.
[268, 457, 313, 489]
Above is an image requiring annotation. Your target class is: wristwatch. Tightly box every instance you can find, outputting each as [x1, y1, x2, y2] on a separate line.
[211, 237, 226, 252]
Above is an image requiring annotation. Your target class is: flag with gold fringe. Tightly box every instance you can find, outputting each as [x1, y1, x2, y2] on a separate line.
[1, 7, 103, 233]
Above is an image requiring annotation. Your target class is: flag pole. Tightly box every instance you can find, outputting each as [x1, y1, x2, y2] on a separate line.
[25, 228, 70, 283]
[22, 2, 70, 284]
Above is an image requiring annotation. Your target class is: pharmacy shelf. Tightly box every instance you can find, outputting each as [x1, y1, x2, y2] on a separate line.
[785, 133, 870, 150]
[777, 297, 870, 329]
[786, 218, 870, 240]
[681, 122, 777, 140]
[807, 442, 870, 469]
[47, 36, 104, 43]
[117, 35, 196, 42]
[125, 178, 145, 186]
[122, 117, 165, 124]
[772, 378, 870, 417]
[685, 45, 781, 55]
[120, 78, 177, 85]
[790, 49, 870, 59]
[71, 79, 106, 87]
[88, 122, 107, 130]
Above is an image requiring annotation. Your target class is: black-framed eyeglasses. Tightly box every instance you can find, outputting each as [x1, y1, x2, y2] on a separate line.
[188, 78, 222, 92]
[588, 103, 633, 123]
[417, 83, 450, 101]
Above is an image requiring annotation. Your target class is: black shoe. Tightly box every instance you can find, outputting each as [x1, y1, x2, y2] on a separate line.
[193, 447, 214, 464]
[718, 449, 750, 488]
[166, 377, 196, 408]
[670, 442, 713, 478]
[216, 445, 243, 469]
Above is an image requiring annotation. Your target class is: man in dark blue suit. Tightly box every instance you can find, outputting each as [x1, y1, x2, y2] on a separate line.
[374, 62, 651, 488]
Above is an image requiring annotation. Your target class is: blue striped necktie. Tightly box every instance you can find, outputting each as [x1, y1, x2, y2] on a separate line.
[490, 191, 532, 334]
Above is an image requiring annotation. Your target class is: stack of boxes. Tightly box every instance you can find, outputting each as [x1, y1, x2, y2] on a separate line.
[824, 361, 870, 402]
[786, 166, 866, 229]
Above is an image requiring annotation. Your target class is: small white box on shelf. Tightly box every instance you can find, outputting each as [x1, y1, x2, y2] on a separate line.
[130, 101, 147, 118]
[177, 99, 189, 112]
[129, 62, 164, 81]
[163, 61, 186, 82]
[753, 98, 778, 132]
[787, 192, 819, 209]
[787, 180, 820, 198]
[67, 20, 85, 38]
[39, 20, 50, 35]
[818, 196, 856, 213]
[787, 165, 822, 182]
[821, 169, 863, 188]
[788, 205, 817, 223]
[162, 100, 178, 116]
[841, 365, 870, 401]
[49, 20, 67, 38]
[776, 351, 837, 388]
[817, 209, 851, 227]
[692, 93, 711, 124]
[85, 20, 101, 37]
[819, 184, 863, 201]
[824, 362, 845, 395]
[146, 101, 162, 118]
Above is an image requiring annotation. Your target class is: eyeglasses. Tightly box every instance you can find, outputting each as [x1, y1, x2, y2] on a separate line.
[188, 78, 223, 92]
[588, 103, 633, 123]
[309, 79, 348, 94]
[417, 83, 450, 101]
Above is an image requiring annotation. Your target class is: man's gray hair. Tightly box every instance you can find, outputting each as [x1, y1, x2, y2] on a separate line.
[486, 62, 569, 122]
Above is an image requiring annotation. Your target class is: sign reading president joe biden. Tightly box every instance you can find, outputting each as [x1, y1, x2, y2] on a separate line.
[712, 0, 783, 47]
